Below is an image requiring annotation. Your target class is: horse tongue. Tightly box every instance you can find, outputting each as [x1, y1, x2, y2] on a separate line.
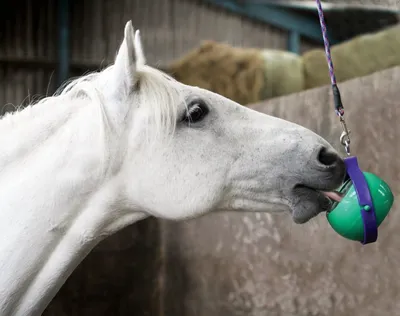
[322, 191, 343, 202]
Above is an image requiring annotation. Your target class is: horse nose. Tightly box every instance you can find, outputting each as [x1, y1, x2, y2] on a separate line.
[317, 146, 340, 167]
[315, 146, 346, 188]
[301, 145, 346, 190]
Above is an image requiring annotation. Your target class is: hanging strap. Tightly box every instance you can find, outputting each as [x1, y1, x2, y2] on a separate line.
[315, 0, 350, 155]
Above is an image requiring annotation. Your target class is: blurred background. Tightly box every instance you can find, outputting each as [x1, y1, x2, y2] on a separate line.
[1, 0, 399, 109]
[1, 0, 400, 315]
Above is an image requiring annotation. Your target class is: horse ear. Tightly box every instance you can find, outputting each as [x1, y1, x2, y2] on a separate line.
[113, 21, 146, 94]
[134, 29, 146, 66]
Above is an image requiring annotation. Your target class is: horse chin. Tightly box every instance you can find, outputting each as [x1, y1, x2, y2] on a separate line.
[289, 185, 332, 224]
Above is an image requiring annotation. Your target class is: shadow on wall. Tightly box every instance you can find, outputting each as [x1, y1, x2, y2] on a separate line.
[0, 0, 55, 49]
[43, 217, 163, 316]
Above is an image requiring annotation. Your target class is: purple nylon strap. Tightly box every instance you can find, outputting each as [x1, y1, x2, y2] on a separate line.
[315, 0, 377, 244]
[344, 157, 377, 244]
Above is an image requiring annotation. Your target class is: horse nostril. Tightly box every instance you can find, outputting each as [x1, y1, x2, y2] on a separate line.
[317, 147, 338, 167]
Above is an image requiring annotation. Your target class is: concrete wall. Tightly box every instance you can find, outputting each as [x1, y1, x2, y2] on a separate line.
[159, 67, 400, 316]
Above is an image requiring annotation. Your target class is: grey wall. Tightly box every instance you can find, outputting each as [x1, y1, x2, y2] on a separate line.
[160, 67, 400, 316]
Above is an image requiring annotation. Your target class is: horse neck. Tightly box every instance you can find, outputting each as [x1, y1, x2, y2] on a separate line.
[0, 97, 146, 316]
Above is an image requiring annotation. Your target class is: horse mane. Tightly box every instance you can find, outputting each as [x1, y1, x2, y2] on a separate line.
[126, 64, 186, 143]
[58, 63, 185, 143]
[0, 62, 186, 147]
[0, 63, 186, 172]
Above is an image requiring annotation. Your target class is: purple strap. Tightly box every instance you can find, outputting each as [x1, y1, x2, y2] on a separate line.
[315, 1, 376, 244]
[344, 157, 377, 244]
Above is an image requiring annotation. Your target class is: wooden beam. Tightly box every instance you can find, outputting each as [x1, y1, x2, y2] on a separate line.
[204, 0, 340, 45]
[0, 57, 101, 73]
[57, 0, 71, 86]
[0, 57, 169, 75]
[288, 30, 300, 54]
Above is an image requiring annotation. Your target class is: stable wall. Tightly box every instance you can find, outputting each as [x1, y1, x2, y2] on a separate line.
[158, 67, 400, 316]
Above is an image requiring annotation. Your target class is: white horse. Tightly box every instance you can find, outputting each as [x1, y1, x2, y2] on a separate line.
[0, 21, 345, 315]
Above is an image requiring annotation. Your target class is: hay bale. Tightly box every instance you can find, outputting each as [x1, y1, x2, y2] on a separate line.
[166, 41, 266, 105]
[260, 49, 304, 99]
[303, 25, 400, 89]
[166, 25, 400, 103]
[166, 41, 305, 105]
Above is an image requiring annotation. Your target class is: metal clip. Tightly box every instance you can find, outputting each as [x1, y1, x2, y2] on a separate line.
[338, 114, 351, 155]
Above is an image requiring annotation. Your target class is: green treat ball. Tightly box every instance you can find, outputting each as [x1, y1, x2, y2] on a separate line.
[327, 172, 394, 242]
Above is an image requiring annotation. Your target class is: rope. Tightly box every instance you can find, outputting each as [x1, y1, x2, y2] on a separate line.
[315, 0, 344, 116]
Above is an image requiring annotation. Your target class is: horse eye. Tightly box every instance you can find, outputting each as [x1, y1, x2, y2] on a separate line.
[183, 100, 209, 124]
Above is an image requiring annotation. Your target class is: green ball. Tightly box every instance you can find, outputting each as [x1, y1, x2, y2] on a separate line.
[327, 172, 394, 242]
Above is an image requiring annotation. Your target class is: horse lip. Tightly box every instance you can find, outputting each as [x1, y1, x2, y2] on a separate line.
[296, 182, 344, 203]
[289, 184, 333, 223]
